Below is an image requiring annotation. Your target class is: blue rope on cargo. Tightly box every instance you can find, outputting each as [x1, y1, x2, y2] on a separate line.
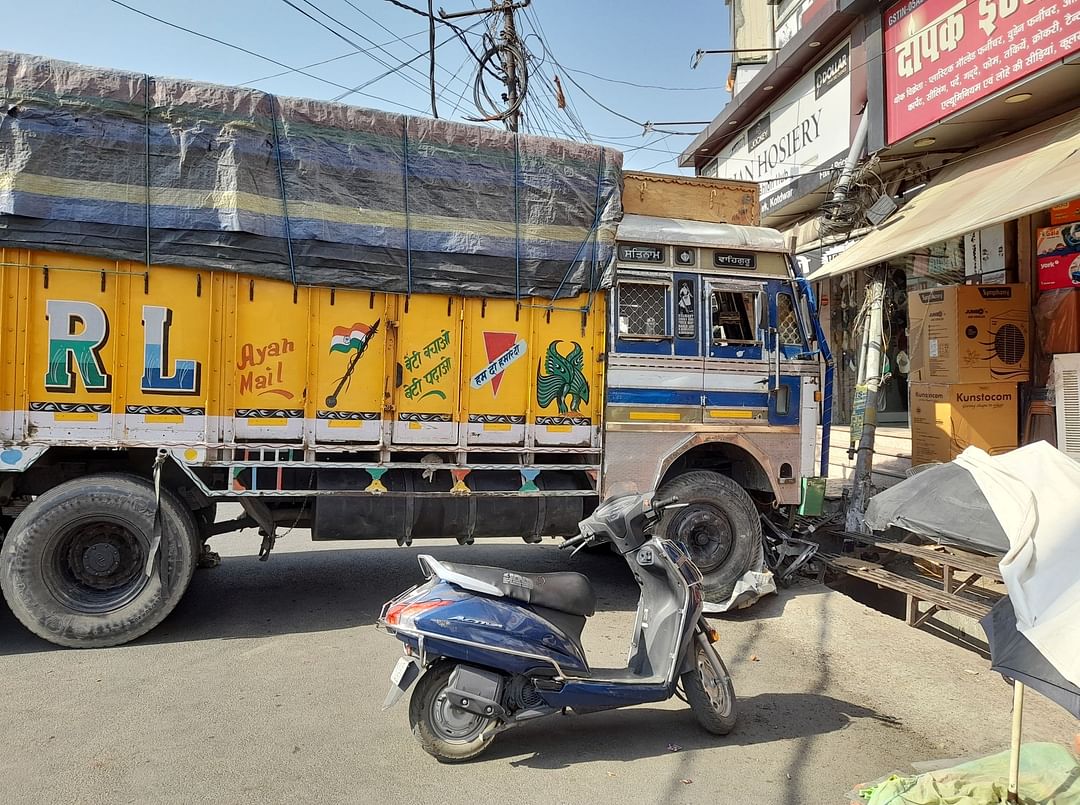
[588, 147, 605, 292]
[513, 133, 521, 303]
[144, 74, 151, 268]
[268, 94, 298, 287]
[402, 122, 413, 296]
[552, 147, 606, 303]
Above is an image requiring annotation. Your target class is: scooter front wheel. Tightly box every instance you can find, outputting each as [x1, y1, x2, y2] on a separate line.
[409, 663, 498, 762]
[682, 642, 737, 735]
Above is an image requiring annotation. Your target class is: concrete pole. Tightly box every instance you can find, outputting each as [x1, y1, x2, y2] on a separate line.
[502, 2, 521, 133]
[845, 268, 886, 533]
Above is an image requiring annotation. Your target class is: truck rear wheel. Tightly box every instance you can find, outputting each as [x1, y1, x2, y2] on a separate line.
[656, 471, 762, 606]
[0, 474, 198, 648]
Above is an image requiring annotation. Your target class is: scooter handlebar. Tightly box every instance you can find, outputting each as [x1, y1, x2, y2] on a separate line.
[650, 495, 680, 513]
[559, 533, 591, 551]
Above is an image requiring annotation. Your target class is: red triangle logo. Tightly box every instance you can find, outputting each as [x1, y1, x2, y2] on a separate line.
[483, 331, 518, 396]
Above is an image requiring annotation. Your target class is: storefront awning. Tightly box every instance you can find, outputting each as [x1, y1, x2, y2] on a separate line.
[808, 111, 1080, 281]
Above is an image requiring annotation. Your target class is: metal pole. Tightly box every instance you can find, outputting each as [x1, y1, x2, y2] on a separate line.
[1007, 681, 1025, 804]
[845, 269, 885, 532]
[829, 111, 870, 212]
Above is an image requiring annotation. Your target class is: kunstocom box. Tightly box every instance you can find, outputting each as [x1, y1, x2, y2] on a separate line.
[909, 383, 1019, 465]
[907, 285, 1030, 383]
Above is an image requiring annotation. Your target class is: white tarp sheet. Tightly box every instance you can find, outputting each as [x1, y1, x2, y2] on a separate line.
[953, 443, 1080, 687]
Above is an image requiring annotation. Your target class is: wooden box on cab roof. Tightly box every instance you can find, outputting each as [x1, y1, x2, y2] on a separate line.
[621, 171, 760, 227]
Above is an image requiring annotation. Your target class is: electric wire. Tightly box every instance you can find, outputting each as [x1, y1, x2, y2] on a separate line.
[330, 18, 487, 103]
[519, 6, 592, 138]
[281, 0, 442, 98]
[563, 65, 727, 93]
[240, 28, 429, 85]
[105, 0, 431, 115]
[380, 0, 493, 70]
[338, 0, 476, 96]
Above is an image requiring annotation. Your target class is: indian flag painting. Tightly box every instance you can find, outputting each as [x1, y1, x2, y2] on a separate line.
[325, 320, 380, 409]
[330, 322, 376, 354]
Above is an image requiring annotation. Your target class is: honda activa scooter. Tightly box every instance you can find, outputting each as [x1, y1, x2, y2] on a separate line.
[378, 494, 737, 762]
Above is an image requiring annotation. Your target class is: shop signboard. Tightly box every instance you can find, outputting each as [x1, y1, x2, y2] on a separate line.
[711, 39, 852, 219]
[884, 0, 1080, 144]
[775, 0, 831, 49]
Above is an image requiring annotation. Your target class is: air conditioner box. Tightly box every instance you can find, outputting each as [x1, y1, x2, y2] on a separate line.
[907, 284, 1030, 383]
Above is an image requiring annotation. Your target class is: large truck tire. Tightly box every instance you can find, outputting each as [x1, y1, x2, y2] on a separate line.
[0, 474, 198, 648]
[655, 471, 762, 606]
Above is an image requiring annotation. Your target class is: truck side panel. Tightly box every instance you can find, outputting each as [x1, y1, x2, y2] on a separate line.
[0, 251, 605, 455]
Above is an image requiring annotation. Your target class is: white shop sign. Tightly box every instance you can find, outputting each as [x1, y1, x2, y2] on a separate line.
[712, 39, 853, 218]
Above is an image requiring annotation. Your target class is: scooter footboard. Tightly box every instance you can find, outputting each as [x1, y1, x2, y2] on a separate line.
[539, 680, 672, 712]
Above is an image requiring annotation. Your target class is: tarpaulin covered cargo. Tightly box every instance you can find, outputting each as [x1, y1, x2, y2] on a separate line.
[0, 51, 622, 299]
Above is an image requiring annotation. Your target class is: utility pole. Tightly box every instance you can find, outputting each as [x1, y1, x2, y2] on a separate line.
[501, 0, 521, 132]
[846, 268, 887, 533]
[440, 0, 531, 132]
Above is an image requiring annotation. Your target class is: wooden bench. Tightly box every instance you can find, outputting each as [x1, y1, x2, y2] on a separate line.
[819, 533, 1004, 627]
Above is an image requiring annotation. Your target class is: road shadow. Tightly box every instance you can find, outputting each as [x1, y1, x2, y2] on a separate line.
[493, 692, 902, 768]
[0, 541, 639, 655]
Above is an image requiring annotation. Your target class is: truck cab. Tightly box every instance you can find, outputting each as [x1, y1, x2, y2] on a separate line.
[601, 214, 830, 597]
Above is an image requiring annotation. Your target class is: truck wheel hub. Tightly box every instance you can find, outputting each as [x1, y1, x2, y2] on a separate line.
[83, 542, 122, 576]
[55, 522, 146, 602]
[671, 505, 734, 574]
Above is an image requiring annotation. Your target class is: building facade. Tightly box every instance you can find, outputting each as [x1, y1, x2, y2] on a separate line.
[682, 0, 1080, 475]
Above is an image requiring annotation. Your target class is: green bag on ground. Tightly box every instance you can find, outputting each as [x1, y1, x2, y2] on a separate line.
[862, 743, 1080, 805]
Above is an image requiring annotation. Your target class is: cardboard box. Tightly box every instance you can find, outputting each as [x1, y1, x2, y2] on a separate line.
[909, 382, 1019, 465]
[1050, 199, 1080, 225]
[1036, 223, 1080, 256]
[907, 284, 1030, 383]
[1038, 251, 1080, 291]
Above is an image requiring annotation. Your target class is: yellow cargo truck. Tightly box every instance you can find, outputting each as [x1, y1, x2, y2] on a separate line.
[0, 53, 831, 647]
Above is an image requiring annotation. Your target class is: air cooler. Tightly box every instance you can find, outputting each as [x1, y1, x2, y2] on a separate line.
[1053, 353, 1080, 462]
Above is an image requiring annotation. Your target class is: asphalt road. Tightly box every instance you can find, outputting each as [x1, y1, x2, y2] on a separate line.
[0, 527, 1075, 805]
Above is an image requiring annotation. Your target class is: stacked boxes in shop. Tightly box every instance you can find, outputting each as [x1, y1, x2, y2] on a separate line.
[1035, 203, 1080, 356]
[907, 285, 1030, 466]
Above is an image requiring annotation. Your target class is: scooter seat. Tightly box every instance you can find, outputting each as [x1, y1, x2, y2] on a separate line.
[436, 560, 596, 617]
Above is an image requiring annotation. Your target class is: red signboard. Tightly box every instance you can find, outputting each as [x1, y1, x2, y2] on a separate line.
[883, 0, 1080, 144]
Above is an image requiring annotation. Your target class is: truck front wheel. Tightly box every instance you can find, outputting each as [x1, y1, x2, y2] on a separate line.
[655, 471, 762, 605]
[0, 474, 197, 648]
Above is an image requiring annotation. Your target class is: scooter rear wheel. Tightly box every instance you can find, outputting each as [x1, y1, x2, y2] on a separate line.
[682, 642, 737, 735]
[409, 663, 498, 762]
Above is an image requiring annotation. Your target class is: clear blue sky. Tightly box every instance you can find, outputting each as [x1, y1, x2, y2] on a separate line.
[4, 0, 731, 172]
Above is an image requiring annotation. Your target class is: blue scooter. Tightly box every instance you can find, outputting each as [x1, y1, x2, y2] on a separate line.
[378, 494, 737, 762]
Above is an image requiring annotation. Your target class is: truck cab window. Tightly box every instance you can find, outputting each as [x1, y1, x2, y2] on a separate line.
[710, 290, 760, 345]
[777, 292, 802, 346]
[618, 282, 670, 337]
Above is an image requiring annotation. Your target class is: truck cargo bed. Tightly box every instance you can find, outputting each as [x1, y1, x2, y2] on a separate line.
[0, 249, 605, 455]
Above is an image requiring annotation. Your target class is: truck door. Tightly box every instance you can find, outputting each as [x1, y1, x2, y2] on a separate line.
[768, 281, 808, 427]
[701, 276, 803, 426]
[701, 277, 769, 424]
